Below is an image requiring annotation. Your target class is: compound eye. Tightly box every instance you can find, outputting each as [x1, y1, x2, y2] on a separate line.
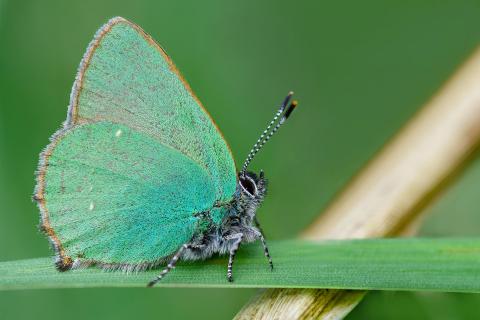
[239, 175, 257, 197]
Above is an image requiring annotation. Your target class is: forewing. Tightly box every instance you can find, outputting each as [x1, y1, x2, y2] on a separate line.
[40, 122, 216, 264]
[69, 17, 237, 201]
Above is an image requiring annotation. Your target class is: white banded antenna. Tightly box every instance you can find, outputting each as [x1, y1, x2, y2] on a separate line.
[240, 92, 298, 176]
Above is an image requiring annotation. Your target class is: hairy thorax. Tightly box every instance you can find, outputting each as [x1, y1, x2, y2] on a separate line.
[182, 171, 267, 261]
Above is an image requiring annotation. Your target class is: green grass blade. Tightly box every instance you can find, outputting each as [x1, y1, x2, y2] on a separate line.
[1, 238, 479, 292]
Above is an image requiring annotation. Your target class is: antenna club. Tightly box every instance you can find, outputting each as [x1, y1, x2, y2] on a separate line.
[284, 100, 298, 119]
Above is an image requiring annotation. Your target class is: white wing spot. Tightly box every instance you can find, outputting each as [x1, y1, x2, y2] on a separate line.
[115, 129, 122, 137]
[88, 185, 93, 192]
[89, 202, 95, 211]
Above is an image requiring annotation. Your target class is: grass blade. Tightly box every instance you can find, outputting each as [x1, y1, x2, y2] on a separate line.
[1, 238, 479, 292]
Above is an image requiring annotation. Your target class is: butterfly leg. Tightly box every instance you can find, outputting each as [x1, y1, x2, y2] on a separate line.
[254, 217, 273, 270]
[147, 243, 191, 287]
[224, 233, 244, 282]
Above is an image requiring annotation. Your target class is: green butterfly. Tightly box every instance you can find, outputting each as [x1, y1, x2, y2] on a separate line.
[34, 17, 297, 286]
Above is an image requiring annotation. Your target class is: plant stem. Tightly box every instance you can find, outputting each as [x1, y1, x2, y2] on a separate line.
[234, 47, 480, 320]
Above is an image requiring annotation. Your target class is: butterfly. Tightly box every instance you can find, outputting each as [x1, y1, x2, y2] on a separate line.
[34, 17, 297, 287]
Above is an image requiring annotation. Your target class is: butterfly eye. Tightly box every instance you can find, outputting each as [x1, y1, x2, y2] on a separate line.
[239, 175, 257, 197]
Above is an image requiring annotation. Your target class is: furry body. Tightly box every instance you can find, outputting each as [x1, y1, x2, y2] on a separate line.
[147, 171, 270, 285]
[182, 171, 268, 260]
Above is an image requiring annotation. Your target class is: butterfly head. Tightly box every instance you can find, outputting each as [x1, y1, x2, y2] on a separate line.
[238, 170, 267, 200]
[235, 170, 268, 220]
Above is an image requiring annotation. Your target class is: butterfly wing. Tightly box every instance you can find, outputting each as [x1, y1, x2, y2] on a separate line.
[35, 17, 237, 268]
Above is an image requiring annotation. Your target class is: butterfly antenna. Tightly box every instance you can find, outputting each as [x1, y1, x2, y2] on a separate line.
[241, 91, 298, 176]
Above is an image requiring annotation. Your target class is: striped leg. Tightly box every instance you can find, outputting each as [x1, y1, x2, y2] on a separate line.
[227, 233, 243, 282]
[147, 243, 190, 287]
[254, 217, 273, 270]
[258, 233, 273, 271]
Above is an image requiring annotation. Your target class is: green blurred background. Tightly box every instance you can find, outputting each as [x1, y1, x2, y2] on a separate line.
[1, 1, 480, 319]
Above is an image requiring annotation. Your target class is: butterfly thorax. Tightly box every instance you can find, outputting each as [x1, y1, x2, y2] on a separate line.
[181, 171, 267, 261]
